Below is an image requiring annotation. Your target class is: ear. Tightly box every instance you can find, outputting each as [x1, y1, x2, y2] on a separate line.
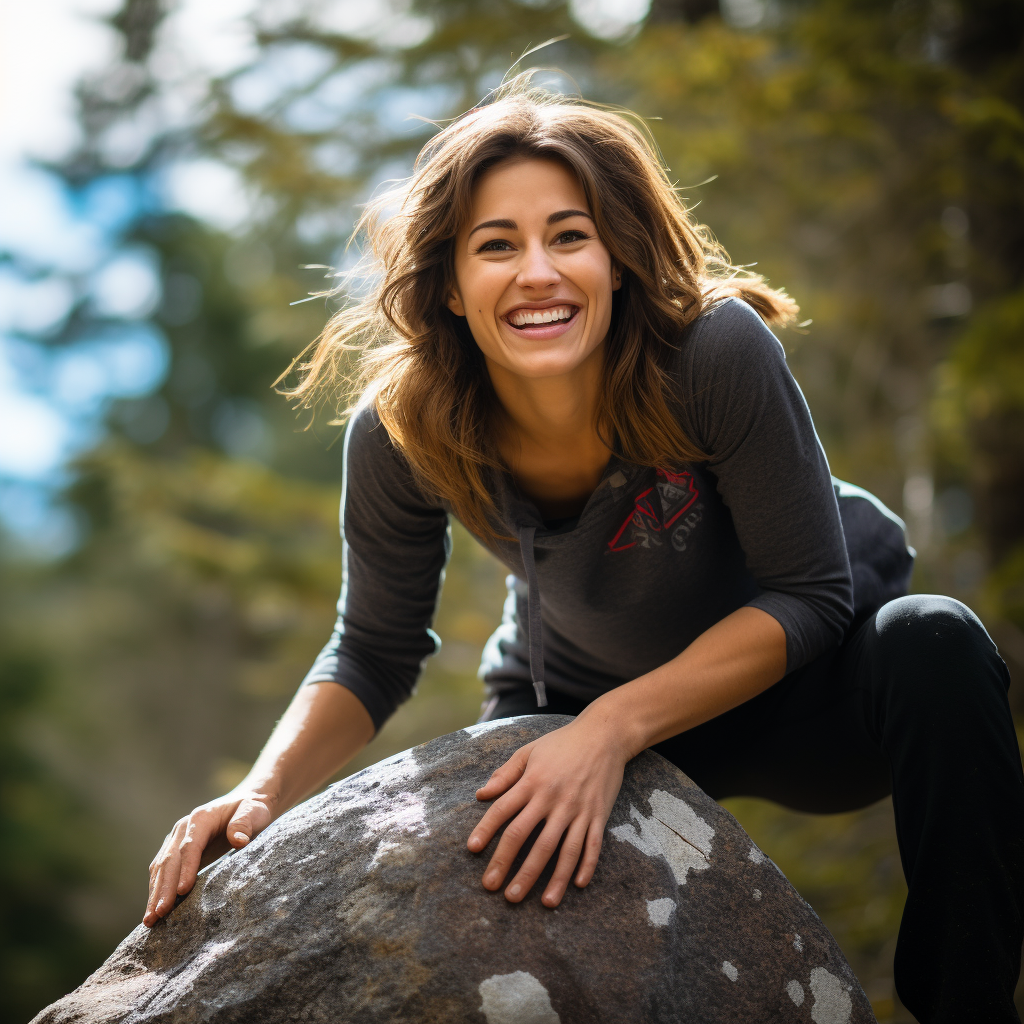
[447, 286, 466, 317]
[611, 263, 623, 292]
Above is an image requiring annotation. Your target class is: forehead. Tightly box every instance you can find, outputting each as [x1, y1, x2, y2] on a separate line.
[467, 156, 589, 217]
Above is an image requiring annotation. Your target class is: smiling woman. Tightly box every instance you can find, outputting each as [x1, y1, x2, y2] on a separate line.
[282, 82, 795, 541]
[446, 158, 622, 516]
[143, 78, 1024, 1024]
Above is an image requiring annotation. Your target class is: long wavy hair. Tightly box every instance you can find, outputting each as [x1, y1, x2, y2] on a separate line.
[282, 77, 798, 540]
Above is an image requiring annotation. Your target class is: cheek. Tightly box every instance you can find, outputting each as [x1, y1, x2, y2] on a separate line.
[584, 264, 615, 312]
[460, 270, 504, 318]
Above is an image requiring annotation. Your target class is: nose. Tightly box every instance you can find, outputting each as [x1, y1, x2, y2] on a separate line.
[515, 242, 560, 290]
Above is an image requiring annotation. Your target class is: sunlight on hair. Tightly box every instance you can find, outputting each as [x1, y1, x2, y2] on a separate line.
[278, 74, 798, 541]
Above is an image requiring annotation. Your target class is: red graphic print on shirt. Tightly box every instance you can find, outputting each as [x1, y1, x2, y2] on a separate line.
[608, 469, 701, 552]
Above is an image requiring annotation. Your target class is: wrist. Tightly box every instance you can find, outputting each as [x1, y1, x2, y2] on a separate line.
[576, 691, 648, 761]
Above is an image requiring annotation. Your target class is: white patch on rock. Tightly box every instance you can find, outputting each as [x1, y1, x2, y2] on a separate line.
[793, 933, 804, 952]
[464, 719, 520, 737]
[609, 790, 714, 886]
[752, 888, 762, 900]
[353, 746, 422, 789]
[478, 971, 561, 1024]
[809, 967, 853, 1024]
[787, 979, 805, 1006]
[722, 961, 739, 982]
[367, 838, 400, 870]
[362, 786, 432, 839]
[748, 844, 766, 864]
[646, 897, 676, 926]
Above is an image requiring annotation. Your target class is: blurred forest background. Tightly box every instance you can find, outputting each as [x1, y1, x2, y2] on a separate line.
[2, 0, 1023, 1020]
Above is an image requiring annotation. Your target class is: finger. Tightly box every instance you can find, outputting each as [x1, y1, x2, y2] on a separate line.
[467, 785, 532, 853]
[145, 823, 185, 926]
[148, 820, 184, 880]
[145, 849, 182, 927]
[542, 819, 590, 908]
[476, 745, 532, 801]
[481, 805, 549, 892]
[504, 816, 573, 903]
[573, 819, 606, 889]
[221, 797, 270, 852]
[177, 811, 220, 895]
[227, 807, 254, 849]
[201, 798, 273, 870]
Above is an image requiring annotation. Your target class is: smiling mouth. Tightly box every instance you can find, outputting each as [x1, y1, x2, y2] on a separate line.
[504, 304, 579, 329]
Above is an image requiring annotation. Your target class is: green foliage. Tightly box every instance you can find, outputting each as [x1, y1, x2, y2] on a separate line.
[0, 644, 105, 1022]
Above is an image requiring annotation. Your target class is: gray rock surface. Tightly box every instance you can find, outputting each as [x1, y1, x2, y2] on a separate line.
[34, 715, 876, 1023]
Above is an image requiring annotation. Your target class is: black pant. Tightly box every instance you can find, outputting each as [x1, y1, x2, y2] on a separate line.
[483, 595, 1024, 1024]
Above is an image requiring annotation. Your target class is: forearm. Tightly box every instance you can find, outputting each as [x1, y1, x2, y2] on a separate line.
[237, 682, 375, 816]
[578, 606, 787, 758]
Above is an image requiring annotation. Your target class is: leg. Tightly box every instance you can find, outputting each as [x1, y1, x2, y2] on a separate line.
[654, 595, 1024, 1023]
[863, 596, 1024, 1024]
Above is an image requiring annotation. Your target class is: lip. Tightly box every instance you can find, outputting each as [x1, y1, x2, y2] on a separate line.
[501, 301, 581, 340]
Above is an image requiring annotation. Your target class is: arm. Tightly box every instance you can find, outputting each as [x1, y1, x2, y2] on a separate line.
[145, 682, 373, 926]
[467, 606, 785, 908]
[146, 406, 448, 925]
[682, 298, 853, 669]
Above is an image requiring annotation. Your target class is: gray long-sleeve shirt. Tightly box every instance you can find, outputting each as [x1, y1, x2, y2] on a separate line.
[303, 298, 860, 731]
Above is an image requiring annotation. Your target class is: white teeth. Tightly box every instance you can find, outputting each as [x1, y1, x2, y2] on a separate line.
[508, 305, 576, 327]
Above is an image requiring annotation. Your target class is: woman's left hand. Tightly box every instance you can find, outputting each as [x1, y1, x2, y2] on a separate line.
[467, 714, 632, 907]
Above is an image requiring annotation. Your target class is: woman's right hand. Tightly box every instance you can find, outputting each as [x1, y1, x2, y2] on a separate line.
[143, 789, 276, 927]
[142, 682, 375, 928]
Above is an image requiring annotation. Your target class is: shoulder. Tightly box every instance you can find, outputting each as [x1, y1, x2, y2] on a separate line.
[346, 399, 390, 452]
[678, 296, 788, 384]
[671, 298, 801, 455]
[344, 400, 410, 483]
[343, 398, 446, 511]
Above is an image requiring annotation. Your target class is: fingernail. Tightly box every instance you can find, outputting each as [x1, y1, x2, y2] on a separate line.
[233, 832, 249, 845]
[508, 884, 521, 898]
[468, 835, 480, 850]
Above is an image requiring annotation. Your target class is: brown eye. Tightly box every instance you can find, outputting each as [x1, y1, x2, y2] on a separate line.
[477, 239, 514, 253]
[554, 230, 589, 244]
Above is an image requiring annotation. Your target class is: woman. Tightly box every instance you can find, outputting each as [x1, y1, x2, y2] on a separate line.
[145, 83, 1024, 1023]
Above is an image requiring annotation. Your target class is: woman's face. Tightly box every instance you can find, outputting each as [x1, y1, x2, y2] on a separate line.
[447, 156, 620, 382]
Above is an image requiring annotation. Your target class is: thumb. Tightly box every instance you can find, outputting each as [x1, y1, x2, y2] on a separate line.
[227, 798, 272, 848]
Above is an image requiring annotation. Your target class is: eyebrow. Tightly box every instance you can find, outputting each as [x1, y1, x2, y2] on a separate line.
[467, 209, 593, 239]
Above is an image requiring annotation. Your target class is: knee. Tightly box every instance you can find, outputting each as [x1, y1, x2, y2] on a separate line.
[875, 594, 991, 653]
[872, 594, 1008, 705]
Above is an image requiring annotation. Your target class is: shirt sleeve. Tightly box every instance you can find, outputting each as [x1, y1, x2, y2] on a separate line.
[678, 297, 854, 671]
[301, 403, 451, 732]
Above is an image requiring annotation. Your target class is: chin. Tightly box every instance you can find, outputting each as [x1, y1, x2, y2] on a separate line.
[500, 352, 594, 379]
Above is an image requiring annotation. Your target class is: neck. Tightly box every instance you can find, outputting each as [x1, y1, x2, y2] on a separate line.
[486, 344, 606, 455]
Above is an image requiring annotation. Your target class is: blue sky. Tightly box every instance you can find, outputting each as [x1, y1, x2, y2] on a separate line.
[0, 0, 259, 554]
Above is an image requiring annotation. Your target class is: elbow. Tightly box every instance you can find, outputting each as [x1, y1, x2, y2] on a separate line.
[816, 577, 855, 653]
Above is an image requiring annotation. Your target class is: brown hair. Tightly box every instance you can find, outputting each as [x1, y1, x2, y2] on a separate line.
[282, 76, 798, 540]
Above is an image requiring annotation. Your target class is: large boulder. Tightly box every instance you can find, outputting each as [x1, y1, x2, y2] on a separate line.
[35, 715, 875, 1023]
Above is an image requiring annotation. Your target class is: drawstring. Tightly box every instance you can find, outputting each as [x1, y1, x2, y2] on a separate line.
[517, 525, 548, 708]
